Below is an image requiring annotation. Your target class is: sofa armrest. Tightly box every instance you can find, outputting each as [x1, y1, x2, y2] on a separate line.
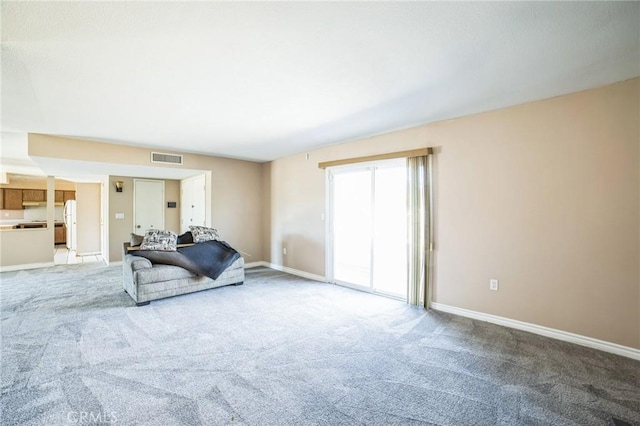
[126, 255, 153, 271]
[122, 241, 153, 303]
[123, 242, 152, 271]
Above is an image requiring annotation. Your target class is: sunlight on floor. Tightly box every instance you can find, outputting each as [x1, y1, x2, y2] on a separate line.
[54, 245, 104, 265]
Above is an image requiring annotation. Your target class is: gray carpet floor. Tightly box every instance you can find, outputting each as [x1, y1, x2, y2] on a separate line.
[1, 264, 639, 426]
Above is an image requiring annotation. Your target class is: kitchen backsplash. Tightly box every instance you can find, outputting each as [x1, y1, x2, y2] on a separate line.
[23, 206, 64, 221]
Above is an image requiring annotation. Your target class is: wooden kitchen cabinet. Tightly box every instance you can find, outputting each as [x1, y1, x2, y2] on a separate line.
[23, 189, 46, 202]
[57, 190, 76, 203]
[1, 188, 75, 209]
[4, 189, 23, 210]
[55, 224, 66, 244]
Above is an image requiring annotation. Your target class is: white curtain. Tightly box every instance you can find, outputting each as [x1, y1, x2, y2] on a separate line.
[407, 155, 432, 308]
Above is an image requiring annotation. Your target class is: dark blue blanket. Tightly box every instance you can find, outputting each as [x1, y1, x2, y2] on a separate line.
[131, 240, 240, 280]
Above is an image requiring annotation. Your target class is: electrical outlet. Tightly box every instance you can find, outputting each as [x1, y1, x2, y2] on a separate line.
[489, 279, 499, 291]
[283, 247, 287, 255]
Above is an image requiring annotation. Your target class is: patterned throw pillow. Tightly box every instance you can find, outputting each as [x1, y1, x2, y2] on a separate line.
[189, 226, 220, 243]
[140, 229, 178, 251]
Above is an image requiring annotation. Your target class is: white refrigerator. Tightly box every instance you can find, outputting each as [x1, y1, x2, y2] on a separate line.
[64, 200, 77, 250]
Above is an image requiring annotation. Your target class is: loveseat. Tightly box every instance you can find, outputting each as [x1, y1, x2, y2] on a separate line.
[122, 242, 245, 306]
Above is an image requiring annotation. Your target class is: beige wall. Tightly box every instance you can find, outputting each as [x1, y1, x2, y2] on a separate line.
[108, 176, 134, 261]
[165, 179, 180, 235]
[54, 180, 77, 191]
[267, 78, 640, 349]
[205, 159, 262, 258]
[76, 183, 102, 255]
[0, 176, 75, 191]
[108, 176, 181, 261]
[270, 153, 325, 273]
[29, 134, 265, 264]
[0, 229, 54, 267]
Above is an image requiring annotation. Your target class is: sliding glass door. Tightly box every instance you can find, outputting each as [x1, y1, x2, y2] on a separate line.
[328, 159, 407, 298]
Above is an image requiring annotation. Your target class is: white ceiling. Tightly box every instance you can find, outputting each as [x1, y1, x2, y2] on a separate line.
[2, 1, 639, 170]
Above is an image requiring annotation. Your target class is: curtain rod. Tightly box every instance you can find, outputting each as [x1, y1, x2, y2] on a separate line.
[318, 147, 432, 169]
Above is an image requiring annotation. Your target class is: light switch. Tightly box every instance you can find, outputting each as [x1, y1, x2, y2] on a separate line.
[115, 213, 125, 219]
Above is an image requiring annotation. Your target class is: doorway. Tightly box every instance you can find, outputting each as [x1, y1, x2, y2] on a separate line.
[54, 180, 105, 265]
[133, 179, 165, 233]
[327, 159, 407, 299]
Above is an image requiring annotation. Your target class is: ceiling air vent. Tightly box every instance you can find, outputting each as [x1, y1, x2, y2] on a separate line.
[151, 152, 183, 165]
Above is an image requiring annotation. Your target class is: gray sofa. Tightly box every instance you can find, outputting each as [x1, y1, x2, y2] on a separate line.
[122, 243, 244, 306]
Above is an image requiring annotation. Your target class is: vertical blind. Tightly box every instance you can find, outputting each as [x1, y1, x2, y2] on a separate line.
[407, 154, 433, 308]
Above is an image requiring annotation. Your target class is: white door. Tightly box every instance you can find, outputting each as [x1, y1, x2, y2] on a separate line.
[64, 200, 77, 250]
[134, 179, 165, 233]
[180, 174, 206, 233]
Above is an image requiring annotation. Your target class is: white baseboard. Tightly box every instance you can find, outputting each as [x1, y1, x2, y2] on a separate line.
[253, 261, 326, 282]
[0, 262, 55, 273]
[430, 302, 640, 361]
[108, 261, 122, 267]
[266, 262, 327, 282]
[244, 261, 266, 269]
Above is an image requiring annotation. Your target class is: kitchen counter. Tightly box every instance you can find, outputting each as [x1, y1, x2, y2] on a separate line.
[0, 220, 24, 227]
[0, 221, 65, 230]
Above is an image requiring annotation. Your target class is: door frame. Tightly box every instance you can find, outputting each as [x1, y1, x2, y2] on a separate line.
[133, 179, 165, 233]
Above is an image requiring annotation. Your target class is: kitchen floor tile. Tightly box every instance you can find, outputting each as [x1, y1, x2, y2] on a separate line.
[53, 247, 103, 265]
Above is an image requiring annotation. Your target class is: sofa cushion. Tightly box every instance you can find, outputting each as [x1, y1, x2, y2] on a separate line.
[135, 264, 197, 285]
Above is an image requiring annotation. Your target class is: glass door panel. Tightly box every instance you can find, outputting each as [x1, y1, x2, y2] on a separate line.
[372, 165, 407, 296]
[332, 170, 372, 287]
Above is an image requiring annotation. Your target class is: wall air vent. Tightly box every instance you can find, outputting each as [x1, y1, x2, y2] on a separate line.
[151, 152, 183, 165]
